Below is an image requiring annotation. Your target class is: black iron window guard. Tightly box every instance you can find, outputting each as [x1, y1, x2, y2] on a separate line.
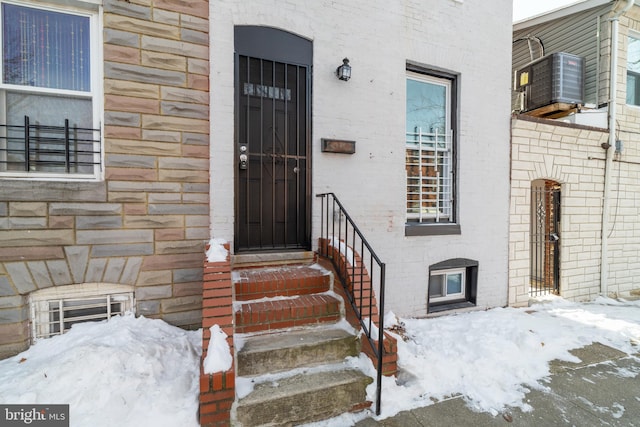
[0, 115, 101, 174]
[316, 192, 386, 415]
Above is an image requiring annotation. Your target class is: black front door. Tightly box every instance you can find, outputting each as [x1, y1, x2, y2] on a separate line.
[234, 27, 312, 252]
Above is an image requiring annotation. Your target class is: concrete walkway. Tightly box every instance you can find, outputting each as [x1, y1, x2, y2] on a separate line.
[355, 343, 640, 426]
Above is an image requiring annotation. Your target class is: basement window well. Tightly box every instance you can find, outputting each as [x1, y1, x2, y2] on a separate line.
[29, 284, 135, 342]
[427, 258, 477, 313]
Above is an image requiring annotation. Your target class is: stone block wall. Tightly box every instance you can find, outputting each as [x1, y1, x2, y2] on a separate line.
[0, 0, 209, 358]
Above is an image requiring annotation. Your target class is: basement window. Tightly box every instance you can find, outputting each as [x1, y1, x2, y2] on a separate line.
[427, 258, 478, 313]
[29, 284, 135, 342]
[429, 268, 465, 302]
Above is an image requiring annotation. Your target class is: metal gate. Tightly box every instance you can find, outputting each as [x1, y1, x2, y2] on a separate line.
[234, 27, 311, 252]
[530, 180, 560, 295]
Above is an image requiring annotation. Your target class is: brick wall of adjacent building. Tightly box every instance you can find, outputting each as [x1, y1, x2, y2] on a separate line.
[510, 9, 640, 306]
[606, 12, 640, 297]
[509, 116, 609, 306]
[0, 0, 209, 359]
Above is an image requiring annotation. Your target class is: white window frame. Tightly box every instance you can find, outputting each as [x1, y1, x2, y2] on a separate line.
[429, 268, 465, 303]
[29, 283, 134, 342]
[0, 0, 103, 181]
[627, 31, 640, 107]
[406, 70, 455, 223]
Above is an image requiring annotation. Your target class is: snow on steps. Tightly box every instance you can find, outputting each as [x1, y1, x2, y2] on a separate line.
[233, 263, 340, 333]
[235, 368, 372, 426]
[231, 254, 372, 426]
[234, 293, 342, 334]
[236, 324, 360, 377]
[234, 264, 332, 301]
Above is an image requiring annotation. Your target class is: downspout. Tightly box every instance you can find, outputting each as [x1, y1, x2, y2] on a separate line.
[601, 0, 634, 296]
[596, 15, 601, 105]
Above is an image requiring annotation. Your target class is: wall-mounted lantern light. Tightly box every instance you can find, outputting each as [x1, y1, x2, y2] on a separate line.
[336, 58, 351, 81]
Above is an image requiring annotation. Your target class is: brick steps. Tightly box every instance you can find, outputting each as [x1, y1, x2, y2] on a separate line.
[233, 264, 331, 301]
[234, 293, 341, 334]
[231, 257, 372, 426]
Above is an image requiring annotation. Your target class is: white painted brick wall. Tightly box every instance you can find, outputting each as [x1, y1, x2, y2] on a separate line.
[210, 0, 513, 317]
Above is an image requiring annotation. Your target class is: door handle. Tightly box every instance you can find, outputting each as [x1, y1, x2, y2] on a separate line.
[239, 145, 248, 170]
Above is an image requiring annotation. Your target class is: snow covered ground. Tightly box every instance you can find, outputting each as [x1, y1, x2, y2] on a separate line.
[0, 296, 639, 427]
[321, 295, 640, 426]
[0, 314, 201, 427]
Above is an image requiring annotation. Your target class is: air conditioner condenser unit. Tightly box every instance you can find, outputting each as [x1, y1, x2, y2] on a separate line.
[515, 52, 585, 112]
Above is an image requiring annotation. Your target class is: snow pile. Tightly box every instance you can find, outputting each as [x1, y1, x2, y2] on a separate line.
[329, 236, 356, 266]
[0, 314, 201, 427]
[378, 296, 640, 418]
[310, 296, 640, 425]
[0, 296, 638, 427]
[203, 325, 232, 374]
[206, 238, 228, 262]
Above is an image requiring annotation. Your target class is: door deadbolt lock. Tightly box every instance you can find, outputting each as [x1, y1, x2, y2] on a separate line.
[239, 145, 248, 169]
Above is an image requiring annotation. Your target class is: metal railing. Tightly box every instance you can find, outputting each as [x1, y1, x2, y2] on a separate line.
[316, 192, 386, 415]
[0, 115, 101, 174]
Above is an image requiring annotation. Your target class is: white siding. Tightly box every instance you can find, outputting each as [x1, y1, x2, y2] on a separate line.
[512, 4, 612, 108]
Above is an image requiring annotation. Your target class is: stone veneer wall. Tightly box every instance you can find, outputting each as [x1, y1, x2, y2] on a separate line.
[0, 0, 210, 359]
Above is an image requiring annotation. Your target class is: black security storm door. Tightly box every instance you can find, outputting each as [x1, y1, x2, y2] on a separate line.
[530, 180, 561, 295]
[234, 27, 312, 252]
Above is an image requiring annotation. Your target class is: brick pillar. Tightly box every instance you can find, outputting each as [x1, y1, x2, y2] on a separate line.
[200, 242, 235, 427]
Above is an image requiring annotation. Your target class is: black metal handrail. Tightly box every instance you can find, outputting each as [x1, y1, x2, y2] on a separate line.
[316, 192, 386, 415]
[0, 115, 101, 174]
